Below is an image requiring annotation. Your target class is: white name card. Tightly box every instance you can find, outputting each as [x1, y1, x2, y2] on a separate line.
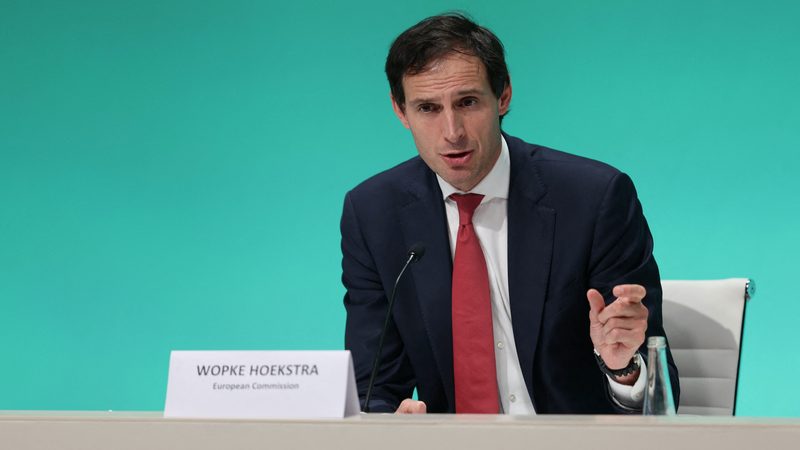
[164, 350, 360, 419]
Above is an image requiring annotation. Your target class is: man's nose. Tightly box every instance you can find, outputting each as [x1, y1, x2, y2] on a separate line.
[443, 109, 466, 146]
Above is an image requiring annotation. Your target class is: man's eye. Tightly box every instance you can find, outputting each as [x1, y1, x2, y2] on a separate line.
[417, 104, 439, 113]
[460, 98, 478, 107]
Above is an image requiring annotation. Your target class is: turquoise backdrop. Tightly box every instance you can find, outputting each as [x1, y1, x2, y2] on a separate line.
[1, 0, 798, 415]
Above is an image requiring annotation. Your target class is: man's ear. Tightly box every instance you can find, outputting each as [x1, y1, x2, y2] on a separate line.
[497, 81, 512, 116]
[391, 94, 410, 129]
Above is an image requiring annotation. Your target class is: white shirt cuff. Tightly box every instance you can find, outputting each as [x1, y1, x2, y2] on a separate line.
[606, 353, 647, 408]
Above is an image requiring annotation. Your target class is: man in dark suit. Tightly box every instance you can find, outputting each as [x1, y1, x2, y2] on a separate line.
[341, 13, 679, 414]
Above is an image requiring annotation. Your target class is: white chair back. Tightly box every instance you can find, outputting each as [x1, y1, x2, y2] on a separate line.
[661, 278, 752, 416]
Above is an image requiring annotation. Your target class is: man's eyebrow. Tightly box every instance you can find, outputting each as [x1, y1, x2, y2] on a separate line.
[408, 97, 437, 105]
[455, 88, 484, 96]
[408, 89, 486, 105]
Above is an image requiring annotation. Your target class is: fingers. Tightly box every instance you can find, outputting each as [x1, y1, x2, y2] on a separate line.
[588, 284, 649, 364]
[395, 399, 427, 414]
[597, 284, 648, 324]
[601, 317, 643, 334]
[586, 289, 605, 325]
[594, 314, 647, 346]
[599, 318, 647, 348]
[597, 300, 648, 324]
[612, 284, 646, 302]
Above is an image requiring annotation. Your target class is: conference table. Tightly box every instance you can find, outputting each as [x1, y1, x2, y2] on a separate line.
[2, 411, 799, 449]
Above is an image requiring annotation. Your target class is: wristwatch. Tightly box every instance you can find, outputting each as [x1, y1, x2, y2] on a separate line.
[594, 350, 641, 378]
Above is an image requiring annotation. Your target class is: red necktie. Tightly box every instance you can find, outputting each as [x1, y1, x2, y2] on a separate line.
[450, 193, 499, 413]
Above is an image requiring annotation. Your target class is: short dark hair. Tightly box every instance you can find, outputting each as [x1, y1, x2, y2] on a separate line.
[385, 13, 510, 113]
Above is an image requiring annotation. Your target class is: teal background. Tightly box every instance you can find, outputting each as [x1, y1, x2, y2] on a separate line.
[1, 0, 798, 415]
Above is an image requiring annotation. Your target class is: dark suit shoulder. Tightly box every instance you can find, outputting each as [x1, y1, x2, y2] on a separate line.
[346, 155, 436, 207]
[504, 133, 629, 202]
[507, 133, 621, 177]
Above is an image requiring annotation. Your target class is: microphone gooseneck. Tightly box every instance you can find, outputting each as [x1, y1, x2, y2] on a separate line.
[363, 243, 426, 413]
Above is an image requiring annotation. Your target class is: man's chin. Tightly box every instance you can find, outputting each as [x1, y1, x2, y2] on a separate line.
[438, 172, 479, 192]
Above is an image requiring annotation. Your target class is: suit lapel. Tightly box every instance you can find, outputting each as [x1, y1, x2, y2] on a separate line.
[506, 136, 555, 406]
[397, 164, 455, 408]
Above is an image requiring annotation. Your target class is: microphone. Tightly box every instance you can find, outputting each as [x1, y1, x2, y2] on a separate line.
[407, 242, 425, 263]
[363, 243, 426, 413]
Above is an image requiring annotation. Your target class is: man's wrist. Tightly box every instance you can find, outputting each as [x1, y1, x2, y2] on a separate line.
[594, 350, 641, 379]
[605, 355, 648, 407]
[611, 367, 641, 386]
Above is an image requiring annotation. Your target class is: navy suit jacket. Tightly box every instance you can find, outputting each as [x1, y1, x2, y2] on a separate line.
[341, 133, 679, 413]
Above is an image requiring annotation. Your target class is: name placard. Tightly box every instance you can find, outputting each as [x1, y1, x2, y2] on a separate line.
[164, 350, 360, 419]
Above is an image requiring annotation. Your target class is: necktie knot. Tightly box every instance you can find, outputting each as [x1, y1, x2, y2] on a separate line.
[450, 193, 484, 225]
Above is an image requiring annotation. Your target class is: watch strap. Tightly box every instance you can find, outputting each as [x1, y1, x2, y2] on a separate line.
[594, 350, 641, 378]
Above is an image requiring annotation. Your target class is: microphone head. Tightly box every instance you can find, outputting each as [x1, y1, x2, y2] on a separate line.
[408, 243, 426, 263]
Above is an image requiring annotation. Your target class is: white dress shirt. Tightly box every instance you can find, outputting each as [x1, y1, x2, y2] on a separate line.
[436, 137, 646, 414]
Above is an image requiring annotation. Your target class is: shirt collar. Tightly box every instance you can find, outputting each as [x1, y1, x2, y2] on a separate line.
[436, 135, 510, 201]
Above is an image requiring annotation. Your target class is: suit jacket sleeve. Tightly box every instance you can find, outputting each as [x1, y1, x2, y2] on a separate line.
[588, 171, 681, 410]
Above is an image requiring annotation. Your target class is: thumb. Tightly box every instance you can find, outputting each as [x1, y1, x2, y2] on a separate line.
[586, 289, 605, 323]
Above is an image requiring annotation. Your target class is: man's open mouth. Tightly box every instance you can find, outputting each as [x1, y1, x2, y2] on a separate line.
[442, 151, 471, 160]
